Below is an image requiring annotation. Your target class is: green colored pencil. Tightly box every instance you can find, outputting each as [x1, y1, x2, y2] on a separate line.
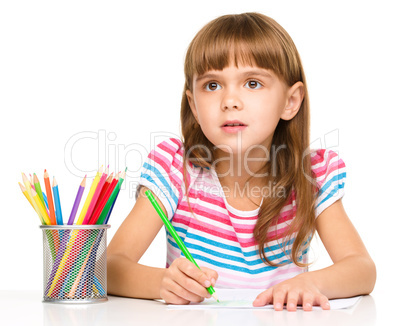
[145, 190, 219, 302]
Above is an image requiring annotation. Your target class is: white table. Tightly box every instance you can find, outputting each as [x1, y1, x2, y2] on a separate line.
[0, 289, 393, 326]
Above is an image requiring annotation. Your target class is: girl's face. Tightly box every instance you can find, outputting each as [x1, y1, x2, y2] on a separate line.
[186, 63, 304, 157]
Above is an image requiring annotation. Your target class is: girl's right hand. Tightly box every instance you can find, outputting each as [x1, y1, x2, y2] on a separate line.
[160, 257, 218, 305]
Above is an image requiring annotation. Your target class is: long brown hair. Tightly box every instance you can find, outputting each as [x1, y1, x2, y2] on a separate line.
[180, 13, 316, 267]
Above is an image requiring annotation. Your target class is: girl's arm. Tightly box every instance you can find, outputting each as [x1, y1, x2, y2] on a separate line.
[107, 186, 217, 302]
[107, 186, 166, 299]
[253, 199, 376, 311]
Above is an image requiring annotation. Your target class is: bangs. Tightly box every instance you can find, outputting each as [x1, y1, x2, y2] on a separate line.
[185, 13, 296, 88]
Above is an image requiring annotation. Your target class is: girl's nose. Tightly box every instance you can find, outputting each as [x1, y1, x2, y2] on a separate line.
[221, 88, 243, 111]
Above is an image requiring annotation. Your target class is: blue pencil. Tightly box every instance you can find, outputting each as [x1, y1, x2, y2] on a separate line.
[104, 191, 120, 224]
[42, 192, 49, 210]
[52, 177, 63, 225]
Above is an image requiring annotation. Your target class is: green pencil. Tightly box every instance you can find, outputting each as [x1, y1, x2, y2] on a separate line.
[145, 190, 219, 302]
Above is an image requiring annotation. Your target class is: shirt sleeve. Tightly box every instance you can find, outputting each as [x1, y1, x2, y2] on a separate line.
[136, 138, 185, 220]
[311, 149, 346, 218]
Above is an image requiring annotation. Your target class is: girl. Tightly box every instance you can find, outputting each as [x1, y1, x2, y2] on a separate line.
[107, 12, 376, 311]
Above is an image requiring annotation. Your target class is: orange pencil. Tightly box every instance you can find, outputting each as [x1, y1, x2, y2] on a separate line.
[44, 170, 57, 225]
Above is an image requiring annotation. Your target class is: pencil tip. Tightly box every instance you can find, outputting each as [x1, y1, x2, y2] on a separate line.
[211, 293, 219, 302]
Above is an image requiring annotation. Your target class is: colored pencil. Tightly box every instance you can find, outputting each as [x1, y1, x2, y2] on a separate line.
[87, 174, 118, 225]
[42, 192, 49, 210]
[33, 173, 45, 207]
[46, 229, 78, 295]
[93, 172, 113, 214]
[76, 168, 101, 225]
[31, 188, 52, 225]
[18, 182, 40, 221]
[67, 241, 95, 298]
[22, 173, 45, 224]
[82, 166, 107, 225]
[145, 189, 219, 302]
[52, 177, 63, 225]
[104, 188, 120, 224]
[44, 170, 57, 225]
[96, 171, 125, 225]
[67, 176, 86, 225]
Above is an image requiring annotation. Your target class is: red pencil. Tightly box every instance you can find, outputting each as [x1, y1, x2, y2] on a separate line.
[92, 172, 113, 215]
[87, 174, 118, 225]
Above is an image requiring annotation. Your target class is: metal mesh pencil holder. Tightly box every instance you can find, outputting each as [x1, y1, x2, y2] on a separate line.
[40, 224, 110, 303]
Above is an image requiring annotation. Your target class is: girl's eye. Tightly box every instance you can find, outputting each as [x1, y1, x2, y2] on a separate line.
[245, 80, 262, 89]
[205, 82, 222, 91]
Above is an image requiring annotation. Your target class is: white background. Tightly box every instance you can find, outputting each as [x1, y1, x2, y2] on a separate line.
[0, 0, 400, 308]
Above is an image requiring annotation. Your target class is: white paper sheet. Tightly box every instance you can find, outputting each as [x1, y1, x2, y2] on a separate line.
[167, 289, 362, 310]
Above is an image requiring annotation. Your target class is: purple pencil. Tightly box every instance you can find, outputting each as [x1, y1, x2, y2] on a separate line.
[67, 176, 86, 225]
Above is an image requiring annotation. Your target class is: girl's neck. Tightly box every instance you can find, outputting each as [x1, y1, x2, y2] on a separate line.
[213, 147, 270, 190]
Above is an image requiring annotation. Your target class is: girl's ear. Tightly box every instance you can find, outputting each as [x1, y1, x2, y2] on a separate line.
[186, 89, 199, 123]
[280, 81, 304, 121]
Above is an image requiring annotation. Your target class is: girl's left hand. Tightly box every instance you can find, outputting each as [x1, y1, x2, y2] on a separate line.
[252, 274, 330, 311]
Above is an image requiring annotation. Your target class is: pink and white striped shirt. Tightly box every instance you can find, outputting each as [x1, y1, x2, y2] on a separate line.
[138, 138, 346, 289]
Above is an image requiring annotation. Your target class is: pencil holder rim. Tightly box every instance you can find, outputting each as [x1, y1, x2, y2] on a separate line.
[39, 224, 110, 230]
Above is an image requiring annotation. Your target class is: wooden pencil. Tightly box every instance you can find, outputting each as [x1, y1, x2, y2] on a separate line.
[22, 173, 45, 224]
[44, 170, 57, 225]
[67, 176, 86, 225]
[52, 177, 63, 225]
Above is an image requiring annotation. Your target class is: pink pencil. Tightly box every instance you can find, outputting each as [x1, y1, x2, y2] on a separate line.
[82, 166, 108, 225]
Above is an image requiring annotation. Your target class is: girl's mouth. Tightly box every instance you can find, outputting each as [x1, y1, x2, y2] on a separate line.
[221, 120, 247, 133]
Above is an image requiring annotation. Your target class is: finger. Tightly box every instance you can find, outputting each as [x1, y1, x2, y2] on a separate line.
[286, 290, 299, 311]
[316, 294, 330, 310]
[173, 266, 211, 299]
[168, 277, 206, 303]
[200, 267, 219, 286]
[273, 289, 287, 311]
[161, 289, 191, 305]
[178, 260, 212, 292]
[253, 288, 273, 307]
[302, 293, 314, 311]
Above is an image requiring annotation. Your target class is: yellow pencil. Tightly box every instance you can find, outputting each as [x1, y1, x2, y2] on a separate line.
[31, 188, 52, 225]
[76, 167, 102, 225]
[22, 173, 45, 224]
[18, 182, 43, 224]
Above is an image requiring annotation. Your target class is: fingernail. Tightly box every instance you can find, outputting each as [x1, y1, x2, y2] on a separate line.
[305, 303, 312, 310]
[204, 280, 211, 287]
[275, 303, 282, 310]
[211, 278, 216, 286]
[324, 302, 330, 309]
[288, 303, 296, 310]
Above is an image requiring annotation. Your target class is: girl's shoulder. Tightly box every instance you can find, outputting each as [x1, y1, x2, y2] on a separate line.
[150, 137, 184, 160]
[310, 149, 346, 182]
[310, 149, 347, 217]
[139, 137, 186, 220]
